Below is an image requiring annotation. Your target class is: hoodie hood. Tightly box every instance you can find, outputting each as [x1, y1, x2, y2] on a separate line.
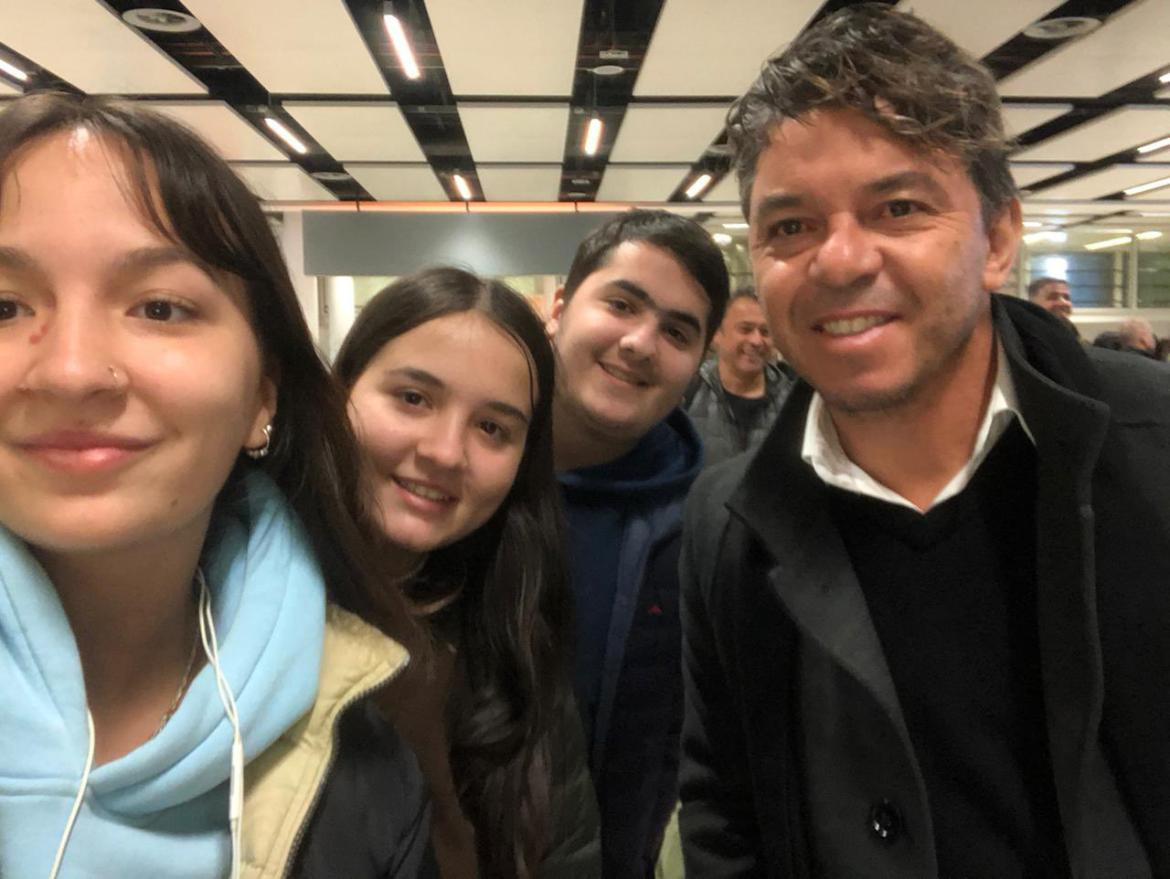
[0, 469, 325, 876]
[557, 408, 703, 502]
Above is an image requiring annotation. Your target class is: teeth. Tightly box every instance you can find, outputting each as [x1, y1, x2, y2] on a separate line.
[398, 479, 451, 501]
[821, 315, 888, 336]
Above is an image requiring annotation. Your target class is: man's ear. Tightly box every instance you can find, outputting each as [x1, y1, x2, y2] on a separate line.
[545, 287, 567, 339]
[982, 198, 1022, 293]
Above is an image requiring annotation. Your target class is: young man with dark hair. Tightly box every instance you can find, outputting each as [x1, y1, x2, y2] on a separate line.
[681, 6, 1170, 877]
[547, 208, 729, 879]
[686, 288, 793, 467]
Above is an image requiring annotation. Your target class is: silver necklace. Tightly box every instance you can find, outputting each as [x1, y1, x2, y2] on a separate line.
[150, 608, 201, 739]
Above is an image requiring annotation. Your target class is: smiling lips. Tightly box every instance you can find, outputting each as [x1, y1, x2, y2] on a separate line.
[815, 314, 895, 337]
[393, 476, 456, 504]
[17, 430, 154, 472]
[599, 361, 650, 387]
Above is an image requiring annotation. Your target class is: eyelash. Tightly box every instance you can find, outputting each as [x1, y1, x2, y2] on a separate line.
[0, 296, 33, 323]
[130, 296, 199, 323]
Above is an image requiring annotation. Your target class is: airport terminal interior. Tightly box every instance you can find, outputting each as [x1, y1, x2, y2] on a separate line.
[2, 0, 1168, 358]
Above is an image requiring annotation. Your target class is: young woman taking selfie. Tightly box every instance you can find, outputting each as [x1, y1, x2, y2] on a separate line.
[336, 268, 600, 879]
[0, 93, 430, 878]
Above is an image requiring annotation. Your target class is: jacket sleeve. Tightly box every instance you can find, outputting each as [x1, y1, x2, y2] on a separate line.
[677, 476, 764, 876]
[537, 694, 602, 879]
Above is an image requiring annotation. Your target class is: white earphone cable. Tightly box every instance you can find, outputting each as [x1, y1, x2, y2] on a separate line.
[47, 710, 95, 879]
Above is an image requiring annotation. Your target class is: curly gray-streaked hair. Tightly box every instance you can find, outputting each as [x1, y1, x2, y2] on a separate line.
[727, 3, 1016, 224]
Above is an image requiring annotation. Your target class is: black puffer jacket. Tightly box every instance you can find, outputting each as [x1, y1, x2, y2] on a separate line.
[685, 360, 792, 467]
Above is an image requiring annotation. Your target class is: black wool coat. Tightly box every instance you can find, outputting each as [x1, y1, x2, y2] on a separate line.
[678, 295, 1170, 878]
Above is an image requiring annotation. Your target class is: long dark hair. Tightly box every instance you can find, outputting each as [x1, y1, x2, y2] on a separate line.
[335, 267, 574, 878]
[0, 93, 417, 645]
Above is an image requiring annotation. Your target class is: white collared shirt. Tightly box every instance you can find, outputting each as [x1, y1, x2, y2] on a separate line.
[800, 341, 1034, 513]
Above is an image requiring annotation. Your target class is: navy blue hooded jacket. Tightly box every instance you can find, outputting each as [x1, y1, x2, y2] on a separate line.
[558, 409, 703, 879]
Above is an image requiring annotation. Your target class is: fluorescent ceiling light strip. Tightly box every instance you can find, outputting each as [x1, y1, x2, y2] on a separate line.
[1123, 175, 1170, 196]
[1022, 220, 1044, 228]
[264, 117, 308, 155]
[712, 232, 732, 245]
[452, 174, 472, 200]
[685, 174, 712, 199]
[0, 58, 28, 81]
[1161, 71, 1170, 84]
[384, 14, 421, 80]
[1084, 235, 1133, 251]
[583, 118, 603, 156]
[1136, 230, 1163, 240]
[1137, 135, 1170, 155]
[723, 222, 749, 229]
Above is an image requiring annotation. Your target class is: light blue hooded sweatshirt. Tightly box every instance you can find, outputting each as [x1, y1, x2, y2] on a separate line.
[0, 471, 326, 878]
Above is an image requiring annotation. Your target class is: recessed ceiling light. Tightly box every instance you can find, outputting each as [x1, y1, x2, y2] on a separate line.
[1023, 16, 1100, 40]
[263, 117, 308, 155]
[583, 118, 603, 156]
[452, 174, 472, 200]
[1084, 235, 1133, 251]
[1160, 71, 1170, 84]
[1137, 135, 1170, 155]
[685, 174, 713, 199]
[566, 191, 590, 199]
[0, 57, 28, 82]
[383, 11, 421, 80]
[591, 65, 624, 76]
[122, 8, 202, 33]
[311, 171, 351, 182]
[1124, 175, 1170, 197]
[571, 178, 591, 186]
[1136, 230, 1163, 241]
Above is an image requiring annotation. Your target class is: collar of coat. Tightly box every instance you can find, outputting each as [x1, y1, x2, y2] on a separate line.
[239, 604, 410, 878]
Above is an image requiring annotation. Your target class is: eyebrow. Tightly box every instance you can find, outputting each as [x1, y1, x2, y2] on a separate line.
[387, 366, 531, 424]
[0, 245, 40, 275]
[0, 244, 217, 285]
[111, 245, 217, 281]
[611, 279, 704, 337]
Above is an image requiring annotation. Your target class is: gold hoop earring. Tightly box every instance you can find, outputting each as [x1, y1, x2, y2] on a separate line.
[245, 423, 273, 460]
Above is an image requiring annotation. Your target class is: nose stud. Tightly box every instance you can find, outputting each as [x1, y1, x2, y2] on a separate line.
[107, 365, 127, 390]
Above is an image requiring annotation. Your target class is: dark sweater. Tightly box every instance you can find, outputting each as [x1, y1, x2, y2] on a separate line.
[827, 421, 1069, 878]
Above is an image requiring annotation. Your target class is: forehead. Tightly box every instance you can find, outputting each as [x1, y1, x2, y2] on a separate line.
[366, 311, 534, 412]
[580, 240, 711, 321]
[750, 108, 975, 212]
[1040, 281, 1069, 295]
[723, 297, 765, 325]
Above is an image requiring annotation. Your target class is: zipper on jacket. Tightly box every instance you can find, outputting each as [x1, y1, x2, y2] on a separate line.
[279, 655, 412, 879]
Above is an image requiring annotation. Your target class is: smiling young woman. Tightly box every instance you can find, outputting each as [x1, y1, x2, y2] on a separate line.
[0, 93, 429, 879]
[335, 268, 600, 879]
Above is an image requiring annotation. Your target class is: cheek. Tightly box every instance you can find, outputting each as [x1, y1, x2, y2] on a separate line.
[469, 449, 524, 517]
[356, 410, 413, 471]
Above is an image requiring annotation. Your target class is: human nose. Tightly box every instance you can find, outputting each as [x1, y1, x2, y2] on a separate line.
[18, 305, 125, 398]
[618, 316, 657, 360]
[416, 412, 467, 471]
[809, 216, 881, 289]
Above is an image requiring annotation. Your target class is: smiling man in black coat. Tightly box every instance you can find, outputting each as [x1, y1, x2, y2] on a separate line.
[678, 6, 1170, 878]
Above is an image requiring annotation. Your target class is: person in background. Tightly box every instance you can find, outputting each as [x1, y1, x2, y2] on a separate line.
[685, 288, 793, 467]
[336, 267, 600, 879]
[679, 6, 1170, 876]
[545, 209, 729, 879]
[1027, 276, 1073, 318]
[1118, 317, 1157, 356]
[0, 93, 430, 878]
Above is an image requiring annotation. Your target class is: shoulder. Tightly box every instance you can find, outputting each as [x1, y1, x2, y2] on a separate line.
[685, 453, 750, 530]
[1086, 347, 1170, 426]
[292, 699, 433, 878]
